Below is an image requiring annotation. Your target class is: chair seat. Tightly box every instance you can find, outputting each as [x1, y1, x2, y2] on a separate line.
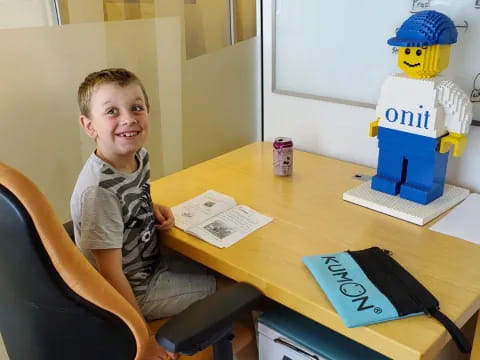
[149, 319, 170, 333]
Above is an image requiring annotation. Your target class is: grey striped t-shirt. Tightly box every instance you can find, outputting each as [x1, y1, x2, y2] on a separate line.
[70, 148, 164, 296]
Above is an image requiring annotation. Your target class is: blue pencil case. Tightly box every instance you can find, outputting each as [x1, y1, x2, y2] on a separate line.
[302, 247, 470, 353]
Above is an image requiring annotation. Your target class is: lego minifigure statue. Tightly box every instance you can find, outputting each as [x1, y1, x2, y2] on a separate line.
[370, 10, 472, 205]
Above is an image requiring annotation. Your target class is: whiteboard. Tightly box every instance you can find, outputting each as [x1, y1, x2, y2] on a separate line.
[273, 0, 480, 122]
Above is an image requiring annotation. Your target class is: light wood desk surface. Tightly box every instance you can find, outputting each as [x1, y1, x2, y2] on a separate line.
[151, 142, 480, 360]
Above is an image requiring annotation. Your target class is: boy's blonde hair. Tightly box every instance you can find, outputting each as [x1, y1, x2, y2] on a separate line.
[77, 68, 150, 117]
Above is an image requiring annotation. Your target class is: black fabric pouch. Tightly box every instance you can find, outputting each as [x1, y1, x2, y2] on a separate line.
[303, 246, 471, 353]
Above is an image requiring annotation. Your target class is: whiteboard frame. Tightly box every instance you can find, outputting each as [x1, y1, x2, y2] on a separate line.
[271, 0, 480, 125]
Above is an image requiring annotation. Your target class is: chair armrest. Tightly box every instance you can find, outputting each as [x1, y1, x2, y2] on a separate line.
[155, 282, 261, 354]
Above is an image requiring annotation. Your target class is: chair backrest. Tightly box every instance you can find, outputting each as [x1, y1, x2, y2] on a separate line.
[0, 163, 149, 360]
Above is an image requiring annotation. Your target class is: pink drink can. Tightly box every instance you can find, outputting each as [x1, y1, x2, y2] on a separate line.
[273, 137, 293, 176]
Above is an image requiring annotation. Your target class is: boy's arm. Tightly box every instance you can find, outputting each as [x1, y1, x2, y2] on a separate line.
[92, 248, 177, 360]
[153, 204, 175, 231]
[92, 248, 143, 315]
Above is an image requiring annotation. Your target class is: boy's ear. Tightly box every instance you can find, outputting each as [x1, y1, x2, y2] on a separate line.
[79, 115, 97, 140]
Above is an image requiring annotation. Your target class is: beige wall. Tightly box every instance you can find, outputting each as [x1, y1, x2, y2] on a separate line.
[102, 19, 168, 179]
[236, 0, 256, 42]
[0, 0, 259, 219]
[0, 23, 107, 222]
[64, 0, 104, 24]
[0, 0, 55, 29]
[0, 18, 181, 222]
[183, 0, 256, 59]
[152, 0, 260, 169]
[183, 38, 259, 167]
[104, 0, 155, 21]
[0, 0, 256, 54]
[184, 0, 230, 59]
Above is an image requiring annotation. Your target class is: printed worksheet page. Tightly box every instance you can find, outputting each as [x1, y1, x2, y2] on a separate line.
[187, 205, 273, 248]
[172, 190, 273, 248]
[172, 190, 236, 231]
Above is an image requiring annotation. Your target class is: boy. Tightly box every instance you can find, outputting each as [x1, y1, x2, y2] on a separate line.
[71, 68, 216, 359]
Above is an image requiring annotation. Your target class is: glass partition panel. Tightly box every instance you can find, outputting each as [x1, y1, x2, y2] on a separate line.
[183, 39, 259, 167]
[0, 0, 57, 29]
[184, 0, 257, 59]
[184, 0, 230, 59]
[0, 0, 259, 224]
[0, 0, 256, 60]
[0, 18, 179, 221]
[235, 0, 257, 42]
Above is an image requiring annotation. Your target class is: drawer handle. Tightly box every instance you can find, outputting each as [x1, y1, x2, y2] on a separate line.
[274, 337, 320, 360]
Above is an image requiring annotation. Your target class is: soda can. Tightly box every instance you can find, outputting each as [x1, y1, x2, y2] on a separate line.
[273, 137, 293, 176]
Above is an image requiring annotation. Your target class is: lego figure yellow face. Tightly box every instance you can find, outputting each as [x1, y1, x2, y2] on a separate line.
[398, 44, 451, 79]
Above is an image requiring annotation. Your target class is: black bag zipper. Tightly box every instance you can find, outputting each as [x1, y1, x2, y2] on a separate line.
[348, 247, 471, 353]
[347, 247, 428, 316]
[369, 247, 436, 314]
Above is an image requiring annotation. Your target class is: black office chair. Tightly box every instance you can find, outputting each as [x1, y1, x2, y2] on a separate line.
[0, 162, 261, 360]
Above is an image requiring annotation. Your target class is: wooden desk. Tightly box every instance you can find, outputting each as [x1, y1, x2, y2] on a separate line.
[151, 142, 480, 360]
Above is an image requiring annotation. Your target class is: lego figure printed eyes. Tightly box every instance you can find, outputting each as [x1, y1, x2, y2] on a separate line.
[369, 11, 472, 205]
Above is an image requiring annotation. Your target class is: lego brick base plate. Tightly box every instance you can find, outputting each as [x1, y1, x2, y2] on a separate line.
[343, 181, 469, 226]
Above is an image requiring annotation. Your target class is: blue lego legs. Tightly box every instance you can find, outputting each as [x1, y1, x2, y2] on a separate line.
[371, 149, 406, 196]
[399, 148, 448, 204]
[372, 128, 449, 205]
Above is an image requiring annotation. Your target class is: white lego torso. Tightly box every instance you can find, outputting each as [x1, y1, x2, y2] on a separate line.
[376, 74, 472, 138]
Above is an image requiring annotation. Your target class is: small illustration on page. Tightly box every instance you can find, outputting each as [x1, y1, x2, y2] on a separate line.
[204, 220, 234, 239]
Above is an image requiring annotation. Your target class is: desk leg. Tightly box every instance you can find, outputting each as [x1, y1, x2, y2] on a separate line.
[470, 311, 480, 359]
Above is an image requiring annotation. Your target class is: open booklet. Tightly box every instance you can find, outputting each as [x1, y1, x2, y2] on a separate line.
[171, 190, 273, 248]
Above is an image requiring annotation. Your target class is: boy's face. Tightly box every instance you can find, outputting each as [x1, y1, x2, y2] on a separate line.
[80, 82, 149, 165]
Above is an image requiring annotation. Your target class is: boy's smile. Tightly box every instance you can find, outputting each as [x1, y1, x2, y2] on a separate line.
[117, 131, 140, 137]
[80, 82, 149, 172]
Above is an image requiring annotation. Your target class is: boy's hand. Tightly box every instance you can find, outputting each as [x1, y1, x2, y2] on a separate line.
[154, 204, 175, 231]
[144, 336, 178, 360]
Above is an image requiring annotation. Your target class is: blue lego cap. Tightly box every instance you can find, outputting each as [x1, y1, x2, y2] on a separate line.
[388, 10, 457, 47]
